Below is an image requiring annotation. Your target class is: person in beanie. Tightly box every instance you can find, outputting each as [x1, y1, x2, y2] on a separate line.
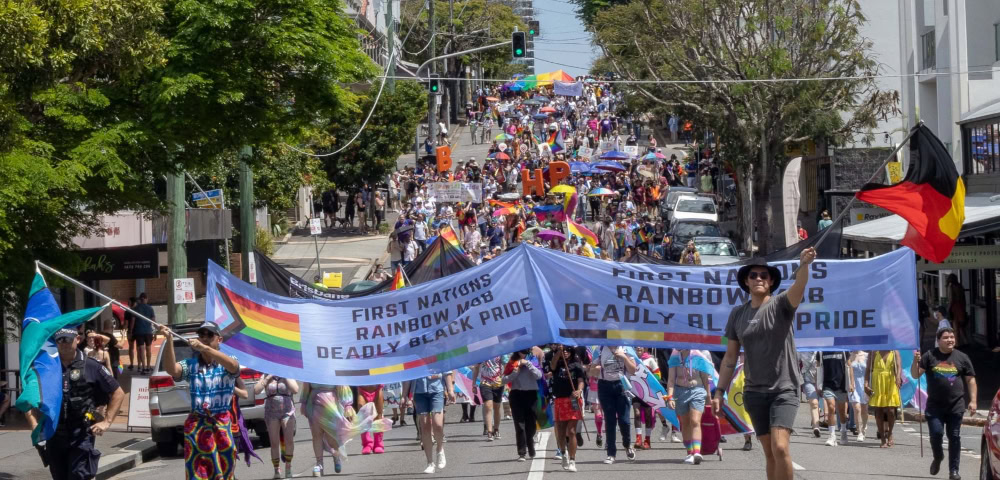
[713, 247, 817, 480]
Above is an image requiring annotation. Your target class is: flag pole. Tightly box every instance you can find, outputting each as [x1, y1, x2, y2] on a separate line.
[812, 121, 924, 251]
[35, 261, 190, 344]
[399, 264, 413, 287]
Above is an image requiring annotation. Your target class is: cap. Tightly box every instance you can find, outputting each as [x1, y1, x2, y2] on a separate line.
[196, 321, 223, 337]
[54, 328, 79, 341]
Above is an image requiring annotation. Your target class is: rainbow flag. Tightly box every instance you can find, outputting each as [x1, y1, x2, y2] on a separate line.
[439, 224, 462, 251]
[215, 285, 303, 368]
[636, 227, 649, 244]
[719, 363, 754, 435]
[390, 267, 406, 290]
[567, 220, 598, 247]
[547, 130, 564, 153]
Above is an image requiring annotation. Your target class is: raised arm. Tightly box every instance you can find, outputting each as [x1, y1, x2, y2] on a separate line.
[787, 247, 817, 309]
[156, 324, 183, 380]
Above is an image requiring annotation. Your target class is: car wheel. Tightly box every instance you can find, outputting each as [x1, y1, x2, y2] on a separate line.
[156, 440, 178, 458]
[982, 439, 995, 480]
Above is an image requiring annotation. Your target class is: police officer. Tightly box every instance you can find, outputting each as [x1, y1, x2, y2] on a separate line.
[27, 327, 124, 480]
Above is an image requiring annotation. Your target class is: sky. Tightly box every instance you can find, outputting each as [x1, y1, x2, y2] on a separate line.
[530, 0, 600, 77]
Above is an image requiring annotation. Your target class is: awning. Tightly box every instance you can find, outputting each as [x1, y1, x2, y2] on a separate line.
[959, 100, 1000, 125]
[842, 194, 1000, 244]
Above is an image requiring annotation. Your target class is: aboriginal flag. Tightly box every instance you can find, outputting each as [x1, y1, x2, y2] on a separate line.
[856, 124, 965, 263]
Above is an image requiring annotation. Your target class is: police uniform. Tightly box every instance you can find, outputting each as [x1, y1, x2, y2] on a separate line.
[47, 349, 120, 480]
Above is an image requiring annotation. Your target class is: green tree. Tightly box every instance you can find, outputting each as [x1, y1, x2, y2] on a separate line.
[591, 0, 899, 253]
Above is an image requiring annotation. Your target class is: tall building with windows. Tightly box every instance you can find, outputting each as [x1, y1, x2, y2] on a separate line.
[344, 0, 401, 70]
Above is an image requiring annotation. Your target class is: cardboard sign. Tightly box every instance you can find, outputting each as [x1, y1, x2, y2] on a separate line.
[309, 218, 322, 235]
[323, 271, 343, 288]
[578, 147, 593, 160]
[886, 161, 903, 184]
[127, 377, 151, 429]
[623, 146, 639, 157]
[173, 278, 195, 304]
[429, 182, 483, 203]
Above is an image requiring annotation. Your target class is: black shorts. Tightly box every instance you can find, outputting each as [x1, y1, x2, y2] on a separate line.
[744, 389, 799, 437]
[134, 334, 153, 347]
[480, 385, 505, 403]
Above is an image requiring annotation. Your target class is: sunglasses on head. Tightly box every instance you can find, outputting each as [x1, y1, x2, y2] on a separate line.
[748, 271, 770, 281]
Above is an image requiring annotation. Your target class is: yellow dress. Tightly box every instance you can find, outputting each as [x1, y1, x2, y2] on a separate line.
[868, 351, 901, 408]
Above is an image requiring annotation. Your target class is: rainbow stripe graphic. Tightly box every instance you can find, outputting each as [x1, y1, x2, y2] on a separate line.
[560, 328, 726, 346]
[335, 327, 527, 376]
[439, 224, 462, 250]
[216, 285, 304, 368]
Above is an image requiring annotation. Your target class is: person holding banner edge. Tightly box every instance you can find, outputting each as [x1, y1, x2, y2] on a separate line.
[713, 247, 817, 480]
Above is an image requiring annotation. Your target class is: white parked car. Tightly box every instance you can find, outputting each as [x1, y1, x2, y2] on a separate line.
[671, 195, 718, 223]
[692, 236, 744, 265]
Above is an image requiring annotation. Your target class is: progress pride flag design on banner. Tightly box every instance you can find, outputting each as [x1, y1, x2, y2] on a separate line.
[206, 245, 919, 385]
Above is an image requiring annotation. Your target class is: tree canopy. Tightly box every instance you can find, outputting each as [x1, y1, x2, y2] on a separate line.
[591, 0, 899, 252]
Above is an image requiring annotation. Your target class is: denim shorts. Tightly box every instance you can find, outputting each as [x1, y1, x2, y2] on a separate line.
[413, 392, 445, 414]
[674, 386, 707, 416]
[822, 389, 848, 403]
[744, 389, 799, 436]
[802, 383, 819, 401]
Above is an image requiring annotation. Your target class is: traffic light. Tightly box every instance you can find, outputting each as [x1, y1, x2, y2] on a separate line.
[528, 21, 540, 37]
[512, 31, 526, 58]
[428, 73, 440, 94]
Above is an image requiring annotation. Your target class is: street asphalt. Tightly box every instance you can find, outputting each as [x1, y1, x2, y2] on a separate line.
[106, 405, 990, 480]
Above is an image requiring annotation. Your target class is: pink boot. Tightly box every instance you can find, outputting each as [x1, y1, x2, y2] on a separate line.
[373, 432, 385, 454]
[361, 432, 373, 455]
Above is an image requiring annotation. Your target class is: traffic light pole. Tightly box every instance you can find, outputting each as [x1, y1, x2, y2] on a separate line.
[427, 0, 436, 149]
[415, 41, 513, 81]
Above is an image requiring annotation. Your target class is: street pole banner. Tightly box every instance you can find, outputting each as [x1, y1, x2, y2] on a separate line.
[206, 245, 918, 385]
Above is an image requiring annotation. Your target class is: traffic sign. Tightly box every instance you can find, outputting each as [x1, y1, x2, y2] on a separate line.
[309, 218, 322, 235]
[173, 278, 195, 304]
[191, 189, 224, 209]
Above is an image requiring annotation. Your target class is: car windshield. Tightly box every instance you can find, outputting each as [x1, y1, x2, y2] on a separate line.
[662, 191, 693, 208]
[676, 199, 716, 214]
[696, 242, 737, 256]
[673, 223, 722, 237]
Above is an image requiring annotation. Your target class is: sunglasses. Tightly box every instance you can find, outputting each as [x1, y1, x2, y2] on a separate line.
[748, 271, 770, 281]
[56, 337, 76, 344]
[197, 331, 218, 339]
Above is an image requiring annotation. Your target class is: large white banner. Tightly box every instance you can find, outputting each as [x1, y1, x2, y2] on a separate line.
[429, 182, 483, 203]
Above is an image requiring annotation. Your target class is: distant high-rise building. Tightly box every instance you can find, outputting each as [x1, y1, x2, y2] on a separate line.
[501, 0, 536, 74]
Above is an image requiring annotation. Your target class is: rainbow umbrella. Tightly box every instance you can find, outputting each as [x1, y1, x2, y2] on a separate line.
[588, 187, 616, 196]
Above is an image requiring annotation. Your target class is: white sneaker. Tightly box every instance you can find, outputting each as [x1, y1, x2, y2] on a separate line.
[273, 471, 282, 479]
[423, 463, 436, 474]
[840, 430, 848, 444]
[312, 465, 323, 477]
[684, 454, 695, 465]
[567, 460, 577, 472]
[825, 435, 837, 447]
[604, 456, 615, 464]
[671, 433, 682, 443]
[436, 450, 447, 469]
[857, 432, 866, 442]
[554, 449, 563, 460]
[694, 453, 703, 465]
[561, 456, 570, 470]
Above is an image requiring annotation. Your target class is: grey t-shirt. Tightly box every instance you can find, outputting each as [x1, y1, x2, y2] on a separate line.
[724, 291, 803, 393]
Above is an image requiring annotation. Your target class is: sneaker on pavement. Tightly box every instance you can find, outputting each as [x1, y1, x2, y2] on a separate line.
[423, 463, 436, 474]
[626, 447, 636, 460]
[857, 432, 866, 442]
[312, 465, 322, 477]
[596, 435, 603, 447]
[671, 433, 682, 443]
[334, 458, 342, 474]
[949, 471, 962, 480]
[604, 456, 615, 465]
[561, 456, 570, 470]
[576, 432, 584, 447]
[825, 435, 837, 447]
[683, 455, 695, 465]
[840, 430, 848, 444]
[812, 427, 821, 438]
[567, 460, 577, 472]
[517, 456, 526, 462]
[436, 450, 447, 469]
[930, 457, 943, 475]
[694, 453, 703, 465]
[554, 449, 563, 460]
[743, 440, 753, 451]
[273, 471, 282, 479]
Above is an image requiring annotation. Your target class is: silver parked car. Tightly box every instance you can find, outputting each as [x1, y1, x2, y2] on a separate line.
[148, 322, 269, 456]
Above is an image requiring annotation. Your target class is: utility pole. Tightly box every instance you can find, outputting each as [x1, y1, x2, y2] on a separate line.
[426, 0, 437, 146]
[166, 171, 187, 324]
[385, 0, 395, 94]
[239, 146, 255, 281]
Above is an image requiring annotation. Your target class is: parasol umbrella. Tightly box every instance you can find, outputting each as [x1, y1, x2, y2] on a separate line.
[520, 226, 542, 239]
[486, 96, 500, 102]
[643, 152, 658, 161]
[522, 99, 543, 106]
[588, 187, 616, 196]
[550, 185, 577, 195]
[569, 161, 591, 174]
[637, 167, 655, 179]
[393, 224, 414, 235]
[532, 113, 549, 120]
[536, 229, 566, 241]
[599, 150, 630, 160]
[539, 106, 557, 113]
[498, 192, 521, 201]
[592, 160, 626, 172]
[533, 95, 550, 102]
[488, 152, 510, 161]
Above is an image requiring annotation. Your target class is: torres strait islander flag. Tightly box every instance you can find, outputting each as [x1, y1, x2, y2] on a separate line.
[856, 124, 965, 263]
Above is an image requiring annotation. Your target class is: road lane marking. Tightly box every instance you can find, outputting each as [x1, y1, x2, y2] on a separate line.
[792, 462, 806, 471]
[528, 432, 551, 480]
